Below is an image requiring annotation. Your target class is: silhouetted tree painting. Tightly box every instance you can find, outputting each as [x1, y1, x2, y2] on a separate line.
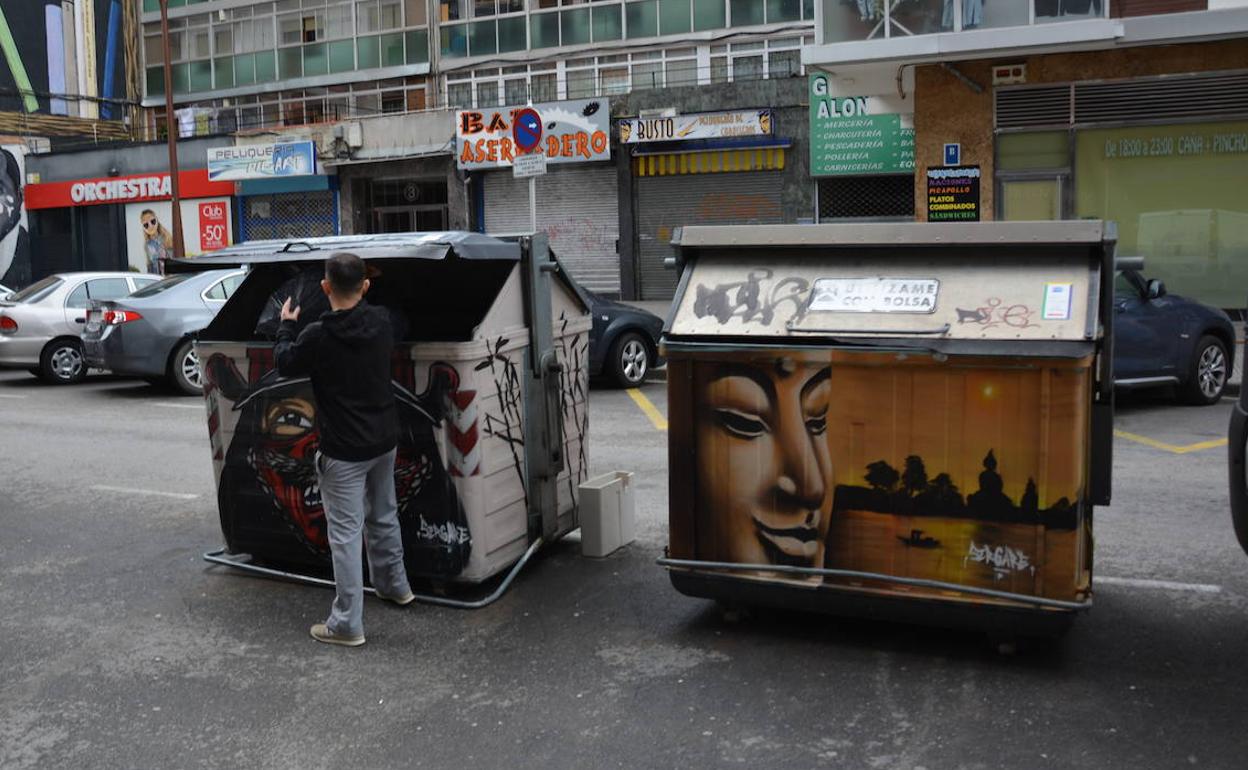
[832, 449, 1078, 530]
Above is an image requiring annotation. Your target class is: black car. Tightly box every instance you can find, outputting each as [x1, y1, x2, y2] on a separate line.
[1227, 308, 1248, 557]
[584, 290, 664, 388]
[1114, 268, 1235, 405]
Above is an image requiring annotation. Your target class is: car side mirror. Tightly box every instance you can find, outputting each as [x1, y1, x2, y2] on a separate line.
[1147, 279, 1166, 300]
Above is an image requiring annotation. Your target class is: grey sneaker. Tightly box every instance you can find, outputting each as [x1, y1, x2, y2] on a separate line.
[310, 623, 365, 647]
[375, 589, 416, 606]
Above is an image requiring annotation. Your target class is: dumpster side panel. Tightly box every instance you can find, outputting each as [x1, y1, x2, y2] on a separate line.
[551, 280, 593, 534]
[668, 347, 1093, 606]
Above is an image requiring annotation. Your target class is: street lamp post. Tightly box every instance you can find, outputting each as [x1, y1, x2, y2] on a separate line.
[159, 0, 184, 263]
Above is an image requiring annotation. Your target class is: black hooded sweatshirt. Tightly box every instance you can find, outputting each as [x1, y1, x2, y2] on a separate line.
[275, 301, 397, 462]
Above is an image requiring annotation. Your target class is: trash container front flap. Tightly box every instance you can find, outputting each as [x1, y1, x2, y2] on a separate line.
[667, 221, 1109, 352]
[663, 222, 1109, 613]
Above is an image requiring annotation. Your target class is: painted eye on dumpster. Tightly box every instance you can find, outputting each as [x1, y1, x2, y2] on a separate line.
[804, 416, 827, 436]
[714, 408, 768, 439]
[266, 400, 315, 438]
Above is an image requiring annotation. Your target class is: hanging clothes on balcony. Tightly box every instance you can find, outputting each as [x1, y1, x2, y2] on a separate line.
[942, 0, 984, 29]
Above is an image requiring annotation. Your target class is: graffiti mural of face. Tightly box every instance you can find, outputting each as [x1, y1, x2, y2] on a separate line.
[250, 393, 324, 548]
[695, 357, 832, 574]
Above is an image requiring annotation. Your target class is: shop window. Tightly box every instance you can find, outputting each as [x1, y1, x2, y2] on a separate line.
[469, 19, 498, 55]
[499, 17, 527, 52]
[566, 68, 595, 98]
[693, 0, 726, 29]
[381, 32, 406, 65]
[1001, 179, 1061, 221]
[531, 73, 557, 101]
[818, 175, 915, 220]
[663, 0, 695, 33]
[280, 47, 304, 79]
[255, 51, 277, 82]
[562, 8, 591, 45]
[998, 132, 1070, 171]
[358, 36, 382, 68]
[441, 24, 469, 57]
[730, 0, 765, 25]
[593, 5, 623, 41]
[628, 1, 659, 38]
[530, 12, 560, 49]
[1075, 121, 1248, 308]
[406, 29, 431, 63]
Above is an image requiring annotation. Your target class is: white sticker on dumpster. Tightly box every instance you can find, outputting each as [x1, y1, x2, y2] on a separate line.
[808, 278, 940, 313]
[1042, 282, 1074, 321]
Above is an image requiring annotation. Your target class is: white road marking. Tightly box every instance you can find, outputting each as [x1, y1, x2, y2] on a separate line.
[91, 485, 199, 501]
[0, 394, 27, 399]
[153, 402, 203, 410]
[1097, 576, 1222, 594]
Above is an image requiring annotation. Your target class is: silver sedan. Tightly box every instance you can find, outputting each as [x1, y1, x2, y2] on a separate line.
[0, 272, 161, 384]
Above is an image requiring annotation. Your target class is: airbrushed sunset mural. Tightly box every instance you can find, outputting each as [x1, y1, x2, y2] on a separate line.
[670, 348, 1094, 605]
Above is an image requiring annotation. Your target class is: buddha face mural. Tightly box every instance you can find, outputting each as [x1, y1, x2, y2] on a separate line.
[693, 354, 833, 575]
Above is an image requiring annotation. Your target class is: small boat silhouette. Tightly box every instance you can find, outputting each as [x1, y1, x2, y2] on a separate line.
[897, 529, 940, 549]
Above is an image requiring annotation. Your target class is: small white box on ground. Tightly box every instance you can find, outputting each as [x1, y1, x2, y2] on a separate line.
[578, 471, 635, 558]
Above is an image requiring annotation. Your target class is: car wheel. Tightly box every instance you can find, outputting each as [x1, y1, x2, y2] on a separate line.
[39, 338, 87, 384]
[609, 331, 650, 388]
[1181, 335, 1229, 405]
[169, 339, 203, 396]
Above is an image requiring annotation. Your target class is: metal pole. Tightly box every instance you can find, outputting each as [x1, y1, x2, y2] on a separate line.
[159, 0, 184, 263]
[528, 175, 536, 233]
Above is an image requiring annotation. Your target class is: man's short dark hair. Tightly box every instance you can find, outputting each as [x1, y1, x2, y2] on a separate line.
[325, 252, 365, 295]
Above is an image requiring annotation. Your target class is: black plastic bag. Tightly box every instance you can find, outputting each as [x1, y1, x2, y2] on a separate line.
[254, 267, 331, 339]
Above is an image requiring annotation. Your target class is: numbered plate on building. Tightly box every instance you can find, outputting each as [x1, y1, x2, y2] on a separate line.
[809, 278, 941, 313]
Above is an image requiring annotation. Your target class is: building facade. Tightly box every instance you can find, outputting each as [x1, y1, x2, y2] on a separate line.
[804, 0, 1248, 308]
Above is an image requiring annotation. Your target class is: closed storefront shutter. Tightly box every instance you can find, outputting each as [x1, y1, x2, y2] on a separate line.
[636, 171, 785, 301]
[484, 164, 620, 296]
[239, 190, 338, 241]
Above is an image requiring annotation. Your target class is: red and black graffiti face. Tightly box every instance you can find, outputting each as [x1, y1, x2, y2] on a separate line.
[249, 396, 325, 549]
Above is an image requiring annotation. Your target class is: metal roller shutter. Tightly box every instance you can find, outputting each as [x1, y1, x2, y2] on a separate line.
[484, 164, 620, 295]
[636, 171, 785, 301]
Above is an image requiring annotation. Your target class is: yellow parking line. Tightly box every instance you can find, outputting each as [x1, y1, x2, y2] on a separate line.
[1114, 429, 1227, 454]
[627, 386, 668, 432]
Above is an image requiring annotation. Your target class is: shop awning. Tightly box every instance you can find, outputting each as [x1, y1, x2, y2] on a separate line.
[631, 141, 791, 177]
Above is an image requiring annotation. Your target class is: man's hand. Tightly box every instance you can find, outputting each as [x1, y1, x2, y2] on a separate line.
[280, 296, 301, 322]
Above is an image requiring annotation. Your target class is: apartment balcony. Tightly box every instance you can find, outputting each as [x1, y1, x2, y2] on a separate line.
[804, 0, 1248, 69]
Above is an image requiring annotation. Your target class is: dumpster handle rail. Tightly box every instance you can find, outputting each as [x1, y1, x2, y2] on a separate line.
[785, 321, 952, 336]
[202, 537, 544, 610]
[656, 557, 1092, 612]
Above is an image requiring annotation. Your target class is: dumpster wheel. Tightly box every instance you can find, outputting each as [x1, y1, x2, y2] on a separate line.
[203, 537, 544, 610]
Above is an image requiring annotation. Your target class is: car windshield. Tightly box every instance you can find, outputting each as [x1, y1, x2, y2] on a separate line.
[130, 273, 194, 298]
[9, 276, 63, 304]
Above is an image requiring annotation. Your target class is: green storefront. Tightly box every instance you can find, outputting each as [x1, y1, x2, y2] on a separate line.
[996, 77, 1248, 309]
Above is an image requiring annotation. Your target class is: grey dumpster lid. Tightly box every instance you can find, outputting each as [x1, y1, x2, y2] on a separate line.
[167, 231, 519, 270]
[673, 221, 1111, 249]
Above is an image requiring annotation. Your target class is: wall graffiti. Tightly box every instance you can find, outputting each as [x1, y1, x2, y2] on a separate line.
[543, 217, 616, 255]
[693, 269, 811, 327]
[476, 334, 528, 505]
[955, 298, 1036, 329]
[204, 349, 473, 579]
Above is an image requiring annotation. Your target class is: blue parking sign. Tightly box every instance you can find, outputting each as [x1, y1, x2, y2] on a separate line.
[944, 143, 961, 166]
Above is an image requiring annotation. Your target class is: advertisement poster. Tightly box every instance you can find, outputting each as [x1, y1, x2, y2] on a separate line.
[0, 144, 29, 286]
[0, 1, 126, 118]
[124, 198, 233, 272]
[618, 110, 774, 144]
[456, 98, 610, 170]
[809, 74, 915, 176]
[207, 141, 317, 181]
[926, 166, 981, 222]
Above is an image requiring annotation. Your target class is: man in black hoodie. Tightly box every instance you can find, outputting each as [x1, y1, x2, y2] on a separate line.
[276, 252, 414, 647]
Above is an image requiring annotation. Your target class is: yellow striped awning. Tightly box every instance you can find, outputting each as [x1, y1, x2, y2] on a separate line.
[632, 147, 787, 177]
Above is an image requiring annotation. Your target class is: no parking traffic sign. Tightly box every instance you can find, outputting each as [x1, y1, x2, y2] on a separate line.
[513, 108, 543, 153]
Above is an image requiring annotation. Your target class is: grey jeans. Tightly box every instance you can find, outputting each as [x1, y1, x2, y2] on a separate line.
[316, 448, 410, 637]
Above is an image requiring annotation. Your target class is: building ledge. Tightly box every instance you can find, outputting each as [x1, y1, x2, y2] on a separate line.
[803, 8, 1248, 69]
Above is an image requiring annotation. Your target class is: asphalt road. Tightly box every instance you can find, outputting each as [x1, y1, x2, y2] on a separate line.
[1, 371, 1246, 769]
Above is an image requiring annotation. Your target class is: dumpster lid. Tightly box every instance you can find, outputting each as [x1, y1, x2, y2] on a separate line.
[167, 231, 519, 271]
[667, 222, 1112, 347]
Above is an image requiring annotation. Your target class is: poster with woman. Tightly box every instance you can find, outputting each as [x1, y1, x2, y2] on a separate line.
[124, 198, 232, 272]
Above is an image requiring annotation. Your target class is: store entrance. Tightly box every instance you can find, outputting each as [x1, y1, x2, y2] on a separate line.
[370, 206, 448, 233]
